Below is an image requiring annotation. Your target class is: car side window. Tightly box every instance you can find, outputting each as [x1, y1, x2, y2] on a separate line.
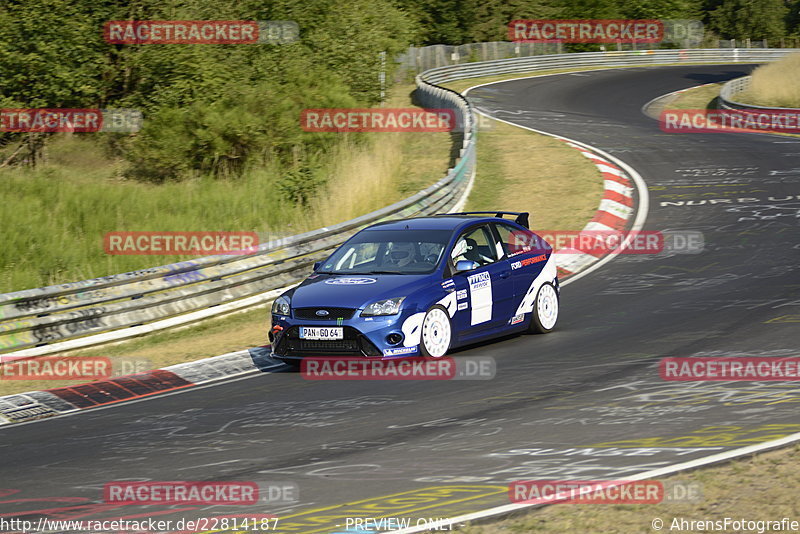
[451, 225, 498, 267]
[496, 222, 538, 257]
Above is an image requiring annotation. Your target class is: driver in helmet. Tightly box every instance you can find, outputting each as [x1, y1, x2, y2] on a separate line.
[386, 242, 416, 268]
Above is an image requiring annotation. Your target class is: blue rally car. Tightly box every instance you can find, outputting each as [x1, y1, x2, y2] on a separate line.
[269, 212, 559, 363]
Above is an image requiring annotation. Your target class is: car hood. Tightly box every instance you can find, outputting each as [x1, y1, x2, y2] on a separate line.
[290, 273, 434, 310]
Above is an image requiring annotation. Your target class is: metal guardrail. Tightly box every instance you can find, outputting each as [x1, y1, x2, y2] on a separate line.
[719, 74, 800, 111]
[2, 47, 796, 359]
[420, 48, 798, 85]
[719, 75, 752, 107]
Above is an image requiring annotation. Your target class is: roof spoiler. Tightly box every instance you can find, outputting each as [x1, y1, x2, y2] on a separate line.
[441, 211, 530, 229]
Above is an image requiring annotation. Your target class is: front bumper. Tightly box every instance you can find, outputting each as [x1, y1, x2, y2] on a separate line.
[269, 311, 421, 362]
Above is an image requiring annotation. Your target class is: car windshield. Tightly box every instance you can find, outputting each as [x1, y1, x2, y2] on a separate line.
[318, 229, 451, 275]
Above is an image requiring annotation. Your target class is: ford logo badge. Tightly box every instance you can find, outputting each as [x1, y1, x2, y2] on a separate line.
[316, 309, 330, 316]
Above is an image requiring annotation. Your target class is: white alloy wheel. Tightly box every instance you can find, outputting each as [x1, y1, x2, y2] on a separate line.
[528, 282, 558, 333]
[421, 306, 452, 357]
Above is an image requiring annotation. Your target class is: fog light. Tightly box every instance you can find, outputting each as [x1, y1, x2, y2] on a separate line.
[386, 333, 403, 345]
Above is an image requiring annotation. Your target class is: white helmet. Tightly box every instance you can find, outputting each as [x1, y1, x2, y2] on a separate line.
[387, 242, 415, 267]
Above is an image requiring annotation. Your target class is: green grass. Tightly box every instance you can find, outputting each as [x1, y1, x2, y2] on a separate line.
[0, 83, 451, 293]
[669, 84, 723, 110]
[642, 83, 723, 119]
[646, 81, 800, 139]
[466, 119, 603, 232]
[466, 127, 510, 210]
[0, 139, 302, 291]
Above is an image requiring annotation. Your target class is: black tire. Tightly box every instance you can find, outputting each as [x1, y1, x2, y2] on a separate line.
[527, 282, 559, 334]
[419, 305, 453, 358]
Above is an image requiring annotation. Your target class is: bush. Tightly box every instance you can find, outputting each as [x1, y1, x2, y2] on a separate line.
[125, 71, 358, 181]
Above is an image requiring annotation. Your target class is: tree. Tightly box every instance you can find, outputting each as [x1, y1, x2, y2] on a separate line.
[469, 0, 563, 42]
[394, 0, 476, 44]
[710, 0, 788, 39]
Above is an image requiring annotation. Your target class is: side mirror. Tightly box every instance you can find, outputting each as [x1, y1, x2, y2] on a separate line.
[313, 261, 323, 271]
[454, 260, 479, 274]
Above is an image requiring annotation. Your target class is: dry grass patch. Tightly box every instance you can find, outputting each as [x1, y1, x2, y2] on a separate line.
[305, 136, 404, 228]
[459, 444, 800, 533]
[305, 83, 452, 228]
[737, 52, 800, 108]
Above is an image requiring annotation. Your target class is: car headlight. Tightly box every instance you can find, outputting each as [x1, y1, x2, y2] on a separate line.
[361, 297, 406, 317]
[272, 295, 291, 316]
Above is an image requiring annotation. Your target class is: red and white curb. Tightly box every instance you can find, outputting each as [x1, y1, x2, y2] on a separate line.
[0, 346, 280, 426]
[555, 140, 635, 278]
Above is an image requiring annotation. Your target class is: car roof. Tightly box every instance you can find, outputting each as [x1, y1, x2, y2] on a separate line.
[364, 216, 511, 232]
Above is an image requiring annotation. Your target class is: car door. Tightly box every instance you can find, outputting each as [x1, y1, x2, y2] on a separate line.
[448, 224, 514, 339]
[494, 222, 551, 320]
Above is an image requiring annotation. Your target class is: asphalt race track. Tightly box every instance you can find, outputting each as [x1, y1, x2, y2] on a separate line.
[2, 65, 799, 533]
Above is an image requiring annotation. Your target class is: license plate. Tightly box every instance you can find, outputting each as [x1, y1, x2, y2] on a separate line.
[299, 327, 343, 340]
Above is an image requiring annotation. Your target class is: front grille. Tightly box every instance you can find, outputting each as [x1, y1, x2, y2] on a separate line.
[272, 326, 381, 357]
[289, 339, 360, 352]
[293, 307, 356, 320]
